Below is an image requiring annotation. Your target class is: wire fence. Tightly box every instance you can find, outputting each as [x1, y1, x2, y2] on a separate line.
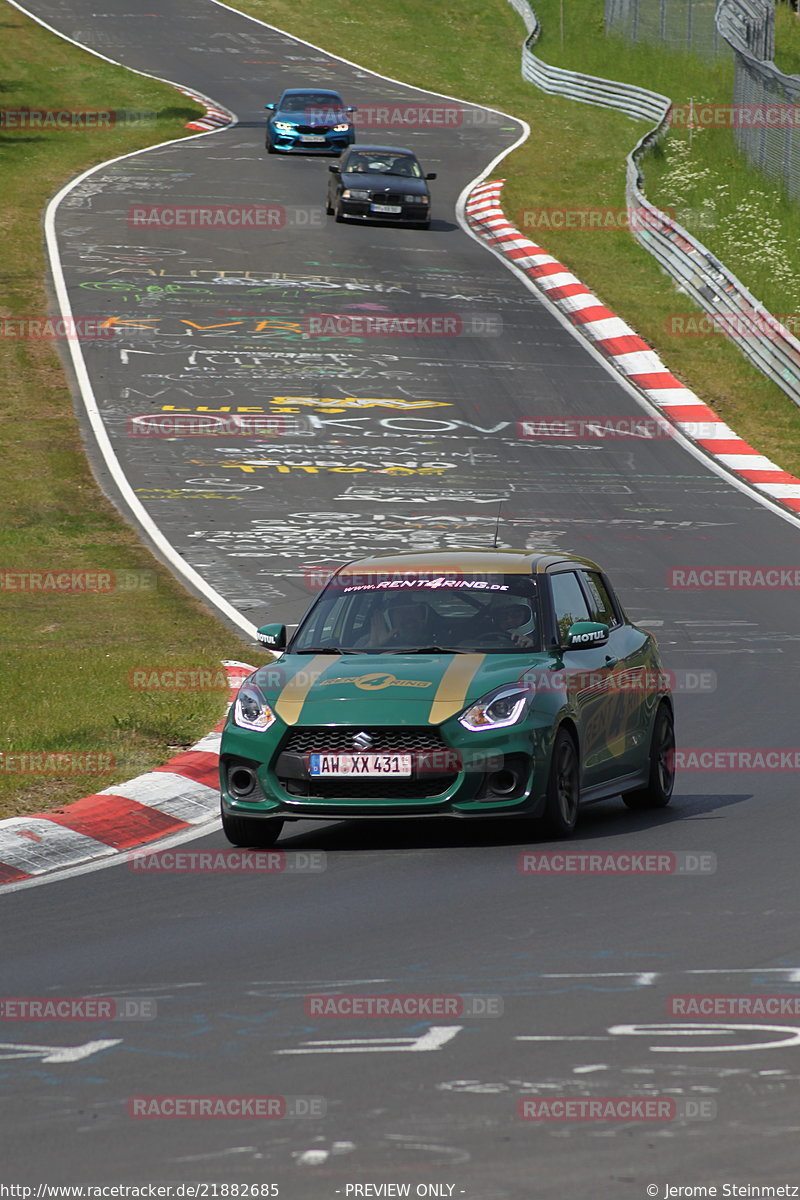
[606, 0, 800, 201]
[604, 0, 732, 59]
[717, 0, 800, 203]
[497, 0, 800, 408]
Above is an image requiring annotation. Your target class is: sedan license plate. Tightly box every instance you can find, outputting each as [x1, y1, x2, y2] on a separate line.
[301, 134, 326, 142]
[370, 203, 402, 213]
[309, 753, 412, 777]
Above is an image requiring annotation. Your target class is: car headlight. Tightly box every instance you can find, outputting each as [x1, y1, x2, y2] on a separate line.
[458, 686, 531, 732]
[233, 684, 277, 732]
[404, 194, 429, 204]
[273, 121, 296, 132]
[333, 123, 351, 132]
[342, 188, 370, 200]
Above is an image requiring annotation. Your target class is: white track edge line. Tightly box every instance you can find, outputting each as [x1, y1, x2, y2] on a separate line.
[6, 0, 256, 640]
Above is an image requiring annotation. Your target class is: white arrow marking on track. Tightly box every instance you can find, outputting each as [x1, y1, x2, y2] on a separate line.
[276, 1026, 462, 1054]
[0, 1039, 121, 1062]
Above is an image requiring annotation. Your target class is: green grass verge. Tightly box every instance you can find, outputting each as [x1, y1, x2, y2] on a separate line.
[0, 9, 269, 821]
[774, 2, 800, 76]
[234, 0, 800, 478]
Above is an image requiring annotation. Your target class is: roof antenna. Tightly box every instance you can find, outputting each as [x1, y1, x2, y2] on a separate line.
[492, 501, 503, 549]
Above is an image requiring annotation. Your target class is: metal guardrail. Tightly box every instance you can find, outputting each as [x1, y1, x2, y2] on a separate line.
[509, 0, 670, 120]
[716, 0, 775, 62]
[503, 0, 800, 407]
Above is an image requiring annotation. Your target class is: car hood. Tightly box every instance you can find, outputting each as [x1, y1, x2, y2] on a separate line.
[249, 651, 556, 726]
[274, 108, 346, 125]
[340, 171, 428, 194]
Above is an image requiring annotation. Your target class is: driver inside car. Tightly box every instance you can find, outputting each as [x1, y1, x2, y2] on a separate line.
[356, 597, 429, 649]
[491, 600, 537, 648]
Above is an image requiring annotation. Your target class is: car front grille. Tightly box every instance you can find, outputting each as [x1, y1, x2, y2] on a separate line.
[277, 727, 456, 800]
[370, 190, 406, 205]
[296, 124, 330, 133]
[283, 727, 446, 754]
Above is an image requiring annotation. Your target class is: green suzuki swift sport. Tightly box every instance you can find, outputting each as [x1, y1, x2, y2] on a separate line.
[220, 550, 675, 846]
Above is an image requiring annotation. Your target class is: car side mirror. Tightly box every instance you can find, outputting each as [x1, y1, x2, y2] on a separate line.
[256, 623, 287, 651]
[328, 164, 340, 173]
[426, 172, 437, 180]
[564, 621, 609, 649]
[264, 103, 276, 111]
[347, 106, 357, 113]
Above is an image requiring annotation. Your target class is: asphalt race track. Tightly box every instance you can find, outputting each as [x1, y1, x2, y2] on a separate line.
[2, 0, 800, 1195]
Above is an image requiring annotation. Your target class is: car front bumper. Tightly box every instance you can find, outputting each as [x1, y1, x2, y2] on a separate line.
[337, 199, 430, 224]
[220, 721, 551, 822]
[270, 129, 354, 153]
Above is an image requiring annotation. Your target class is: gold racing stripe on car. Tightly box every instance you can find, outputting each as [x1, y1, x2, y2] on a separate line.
[274, 655, 340, 725]
[427, 654, 486, 724]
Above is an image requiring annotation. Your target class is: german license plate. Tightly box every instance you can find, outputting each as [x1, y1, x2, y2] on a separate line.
[309, 753, 412, 777]
[371, 203, 402, 213]
[301, 134, 326, 142]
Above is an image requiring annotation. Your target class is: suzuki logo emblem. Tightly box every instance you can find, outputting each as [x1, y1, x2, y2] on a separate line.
[352, 731, 373, 750]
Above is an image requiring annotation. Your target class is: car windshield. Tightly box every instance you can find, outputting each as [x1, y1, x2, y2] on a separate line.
[291, 574, 542, 654]
[279, 92, 344, 114]
[343, 153, 423, 178]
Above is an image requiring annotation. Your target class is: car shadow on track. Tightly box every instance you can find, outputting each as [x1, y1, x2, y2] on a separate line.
[270, 791, 751, 852]
[321, 218, 460, 232]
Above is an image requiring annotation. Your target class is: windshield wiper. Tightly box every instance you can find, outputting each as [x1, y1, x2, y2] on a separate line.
[293, 646, 352, 654]
[396, 646, 468, 654]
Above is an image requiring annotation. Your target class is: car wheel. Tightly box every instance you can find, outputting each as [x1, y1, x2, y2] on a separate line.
[418, 220, 431, 230]
[334, 202, 345, 224]
[541, 728, 580, 837]
[326, 197, 334, 215]
[266, 141, 276, 154]
[623, 701, 675, 810]
[221, 804, 284, 848]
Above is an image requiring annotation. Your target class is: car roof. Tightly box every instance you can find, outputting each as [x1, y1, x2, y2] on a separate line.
[279, 88, 343, 97]
[333, 550, 604, 576]
[343, 145, 417, 157]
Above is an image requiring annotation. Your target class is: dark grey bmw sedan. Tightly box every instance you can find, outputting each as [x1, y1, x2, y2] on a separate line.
[327, 145, 436, 228]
